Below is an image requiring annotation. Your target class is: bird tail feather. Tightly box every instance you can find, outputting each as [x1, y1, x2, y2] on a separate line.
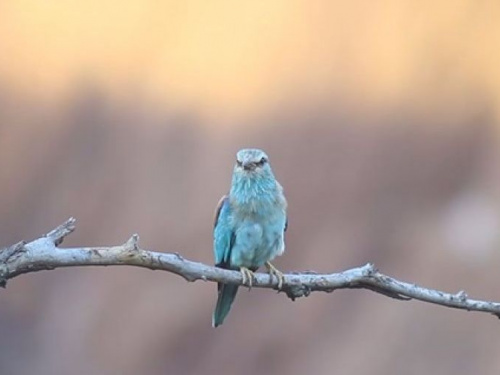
[212, 283, 239, 327]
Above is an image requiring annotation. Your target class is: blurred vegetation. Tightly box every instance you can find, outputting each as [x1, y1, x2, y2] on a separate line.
[1, 2, 500, 374]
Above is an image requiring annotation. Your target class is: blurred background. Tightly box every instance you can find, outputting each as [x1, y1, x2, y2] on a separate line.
[1, 1, 500, 374]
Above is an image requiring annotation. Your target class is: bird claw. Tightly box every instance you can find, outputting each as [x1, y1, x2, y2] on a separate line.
[265, 261, 285, 290]
[240, 267, 256, 290]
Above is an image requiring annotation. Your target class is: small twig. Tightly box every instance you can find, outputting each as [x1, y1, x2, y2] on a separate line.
[45, 217, 76, 245]
[1, 218, 500, 318]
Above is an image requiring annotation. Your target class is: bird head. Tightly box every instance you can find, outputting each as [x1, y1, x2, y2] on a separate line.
[234, 148, 272, 176]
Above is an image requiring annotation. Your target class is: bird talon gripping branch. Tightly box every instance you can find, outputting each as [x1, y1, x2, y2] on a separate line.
[265, 261, 285, 290]
[240, 267, 256, 289]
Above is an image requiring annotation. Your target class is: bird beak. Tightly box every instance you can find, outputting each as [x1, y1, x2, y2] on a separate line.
[242, 162, 255, 171]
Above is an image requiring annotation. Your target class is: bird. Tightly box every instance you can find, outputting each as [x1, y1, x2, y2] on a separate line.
[212, 148, 287, 327]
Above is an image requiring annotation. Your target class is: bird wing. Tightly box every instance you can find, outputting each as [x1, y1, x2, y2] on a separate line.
[214, 195, 228, 228]
[213, 195, 233, 267]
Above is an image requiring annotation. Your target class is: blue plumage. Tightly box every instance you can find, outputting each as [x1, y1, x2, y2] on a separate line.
[212, 149, 287, 327]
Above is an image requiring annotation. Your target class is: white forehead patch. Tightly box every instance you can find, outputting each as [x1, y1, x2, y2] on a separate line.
[236, 148, 268, 162]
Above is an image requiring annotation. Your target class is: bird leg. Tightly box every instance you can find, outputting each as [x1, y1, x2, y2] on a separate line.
[239, 267, 256, 289]
[265, 261, 285, 290]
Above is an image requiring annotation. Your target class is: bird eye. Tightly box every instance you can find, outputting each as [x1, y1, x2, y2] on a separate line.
[236, 160, 243, 167]
[257, 157, 267, 166]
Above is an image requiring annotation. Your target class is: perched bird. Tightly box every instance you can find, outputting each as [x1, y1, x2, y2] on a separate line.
[212, 148, 287, 327]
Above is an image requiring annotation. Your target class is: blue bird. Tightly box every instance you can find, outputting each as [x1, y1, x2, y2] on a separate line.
[212, 148, 287, 327]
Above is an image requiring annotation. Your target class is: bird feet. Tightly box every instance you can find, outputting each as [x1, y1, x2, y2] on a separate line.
[265, 261, 285, 290]
[240, 267, 256, 289]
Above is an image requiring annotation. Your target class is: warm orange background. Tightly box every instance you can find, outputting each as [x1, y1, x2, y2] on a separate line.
[1, 2, 500, 374]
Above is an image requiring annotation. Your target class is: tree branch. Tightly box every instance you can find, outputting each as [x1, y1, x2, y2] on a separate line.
[1, 218, 500, 318]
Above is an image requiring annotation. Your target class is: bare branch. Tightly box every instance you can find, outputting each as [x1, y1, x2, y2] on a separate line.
[1, 218, 500, 318]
